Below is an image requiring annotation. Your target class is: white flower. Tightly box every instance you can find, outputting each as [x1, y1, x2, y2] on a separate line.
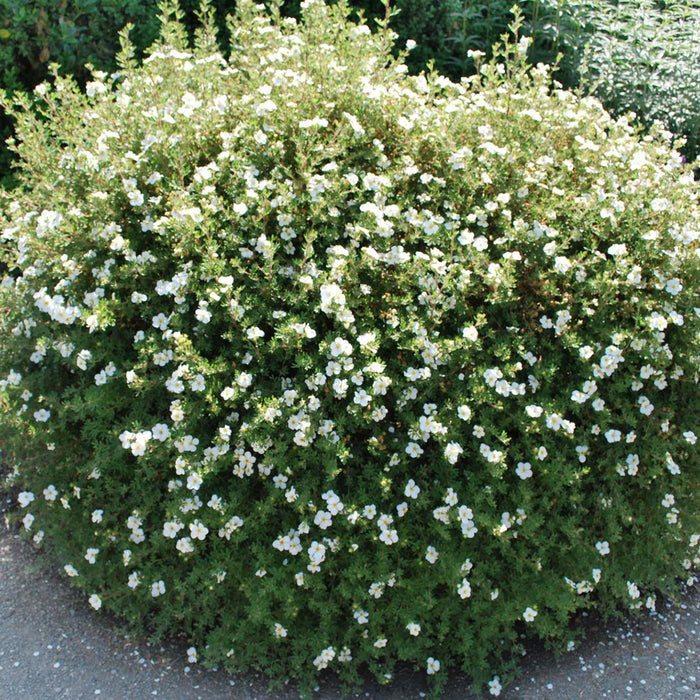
[344, 112, 365, 136]
[189, 520, 209, 540]
[638, 396, 654, 416]
[190, 374, 206, 392]
[604, 429, 622, 443]
[18, 491, 35, 507]
[546, 413, 563, 431]
[457, 405, 472, 420]
[473, 236, 488, 251]
[329, 337, 353, 357]
[246, 326, 265, 340]
[607, 243, 627, 256]
[163, 520, 182, 538]
[33, 408, 51, 422]
[165, 376, 184, 394]
[152, 313, 170, 330]
[151, 580, 166, 597]
[35, 209, 63, 237]
[320, 283, 346, 313]
[406, 442, 424, 458]
[353, 608, 369, 624]
[515, 462, 533, 479]
[379, 528, 398, 545]
[308, 541, 326, 564]
[237, 372, 253, 388]
[406, 622, 421, 636]
[152, 423, 170, 441]
[462, 325, 479, 341]
[312, 645, 335, 670]
[195, 307, 212, 323]
[523, 606, 538, 622]
[176, 537, 194, 553]
[353, 389, 371, 407]
[426, 657, 440, 675]
[444, 441, 463, 464]
[314, 510, 333, 530]
[331, 377, 348, 397]
[457, 578, 472, 599]
[648, 312, 668, 331]
[110, 234, 125, 251]
[665, 278, 682, 296]
[596, 540, 610, 555]
[145, 170, 162, 184]
[357, 331, 376, 349]
[554, 256, 572, 273]
[88, 594, 102, 610]
[488, 676, 503, 696]
[404, 479, 421, 499]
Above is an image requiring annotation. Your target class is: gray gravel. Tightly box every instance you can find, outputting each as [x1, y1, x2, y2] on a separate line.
[1, 515, 699, 700]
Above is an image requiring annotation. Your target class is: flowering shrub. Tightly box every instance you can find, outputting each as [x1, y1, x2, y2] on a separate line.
[1, 0, 700, 696]
[0, 0, 162, 188]
[360, 0, 700, 163]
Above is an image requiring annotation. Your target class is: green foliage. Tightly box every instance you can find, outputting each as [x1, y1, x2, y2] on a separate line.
[381, 0, 467, 77]
[0, 31, 22, 189]
[441, 0, 700, 162]
[0, 0, 159, 84]
[570, 0, 700, 163]
[431, 0, 513, 79]
[2, 1, 700, 697]
[4, 0, 700, 192]
[0, 0, 161, 187]
[350, 0, 700, 161]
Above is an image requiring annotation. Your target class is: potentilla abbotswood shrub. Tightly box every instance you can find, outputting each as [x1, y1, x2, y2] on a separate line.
[1, 1, 699, 696]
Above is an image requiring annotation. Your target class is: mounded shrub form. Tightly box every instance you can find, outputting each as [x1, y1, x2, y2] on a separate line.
[1, 1, 699, 695]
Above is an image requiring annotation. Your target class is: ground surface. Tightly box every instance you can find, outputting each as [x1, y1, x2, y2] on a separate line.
[1, 508, 699, 700]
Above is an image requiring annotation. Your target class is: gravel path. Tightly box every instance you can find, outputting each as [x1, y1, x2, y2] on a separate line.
[1, 517, 699, 699]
